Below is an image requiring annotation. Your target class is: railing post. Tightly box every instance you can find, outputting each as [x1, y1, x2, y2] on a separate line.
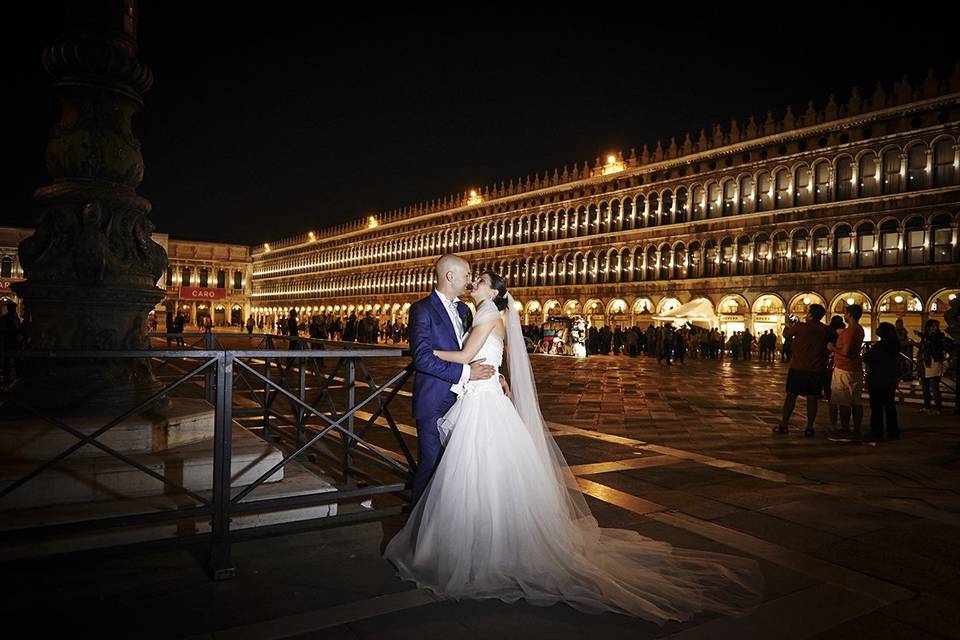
[204, 330, 216, 404]
[209, 351, 235, 580]
[297, 354, 307, 448]
[343, 357, 356, 485]
[263, 334, 273, 440]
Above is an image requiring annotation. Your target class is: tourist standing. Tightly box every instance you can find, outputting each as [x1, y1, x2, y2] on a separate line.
[823, 315, 846, 429]
[775, 304, 832, 437]
[917, 319, 948, 415]
[864, 322, 901, 443]
[827, 305, 865, 440]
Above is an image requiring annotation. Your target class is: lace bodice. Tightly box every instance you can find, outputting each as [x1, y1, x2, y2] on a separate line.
[454, 300, 504, 396]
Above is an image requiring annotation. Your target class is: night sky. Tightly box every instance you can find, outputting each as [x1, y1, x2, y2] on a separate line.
[6, 9, 955, 246]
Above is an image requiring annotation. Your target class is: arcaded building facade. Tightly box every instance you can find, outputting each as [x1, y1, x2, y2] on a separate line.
[250, 70, 960, 340]
[161, 239, 252, 327]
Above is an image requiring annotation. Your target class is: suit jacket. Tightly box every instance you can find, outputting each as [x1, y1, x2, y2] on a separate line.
[408, 291, 470, 420]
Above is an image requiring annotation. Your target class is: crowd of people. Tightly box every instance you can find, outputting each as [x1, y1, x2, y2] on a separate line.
[570, 324, 784, 363]
[775, 302, 958, 444]
[275, 309, 407, 345]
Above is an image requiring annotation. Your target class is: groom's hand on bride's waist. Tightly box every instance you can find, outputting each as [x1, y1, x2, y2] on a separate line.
[498, 373, 511, 398]
[469, 358, 495, 380]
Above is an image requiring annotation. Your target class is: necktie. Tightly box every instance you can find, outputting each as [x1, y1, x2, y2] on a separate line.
[450, 301, 463, 342]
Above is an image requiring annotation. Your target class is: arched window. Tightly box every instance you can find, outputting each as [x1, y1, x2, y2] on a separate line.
[857, 222, 877, 267]
[736, 236, 751, 275]
[774, 169, 791, 208]
[814, 161, 831, 203]
[836, 156, 854, 200]
[648, 193, 660, 226]
[661, 190, 674, 225]
[707, 183, 720, 217]
[812, 227, 830, 270]
[704, 240, 718, 277]
[720, 238, 735, 276]
[757, 172, 773, 210]
[646, 246, 658, 280]
[659, 245, 671, 280]
[754, 234, 771, 274]
[795, 165, 812, 205]
[834, 225, 854, 269]
[882, 149, 902, 194]
[691, 186, 705, 220]
[859, 152, 879, 197]
[880, 219, 901, 266]
[932, 214, 953, 263]
[739, 175, 755, 213]
[907, 144, 929, 189]
[772, 232, 790, 273]
[934, 139, 957, 186]
[599, 203, 610, 234]
[632, 247, 644, 281]
[674, 244, 687, 279]
[674, 189, 687, 223]
[792, 230, 810, 271]
[609, 201, 621, 232]
[722, 181, 736, 216]
[905, 217, 925, 265]
[688, 242, 701, 278]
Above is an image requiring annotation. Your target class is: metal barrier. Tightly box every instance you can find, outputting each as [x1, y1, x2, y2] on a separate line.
[0, 338, 416, 579]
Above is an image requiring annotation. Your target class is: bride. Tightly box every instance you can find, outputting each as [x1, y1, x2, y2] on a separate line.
[383, 271, 764, 623]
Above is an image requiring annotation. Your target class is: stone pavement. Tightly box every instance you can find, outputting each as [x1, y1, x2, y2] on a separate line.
[3, 353, 959, 639]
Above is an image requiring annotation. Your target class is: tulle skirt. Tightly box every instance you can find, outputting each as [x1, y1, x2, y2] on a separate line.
[383, 387, 764, 623]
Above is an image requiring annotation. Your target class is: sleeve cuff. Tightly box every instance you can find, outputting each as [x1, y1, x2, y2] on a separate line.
[458, 364, 471, 385]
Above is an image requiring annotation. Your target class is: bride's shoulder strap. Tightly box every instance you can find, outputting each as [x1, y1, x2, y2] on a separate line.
[473, 301, 501, 325]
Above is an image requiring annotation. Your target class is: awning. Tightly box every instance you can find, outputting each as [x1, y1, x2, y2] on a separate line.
[652, 298, 717, 323]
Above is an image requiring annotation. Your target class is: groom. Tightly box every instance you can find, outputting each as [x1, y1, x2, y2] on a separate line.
[407, 254, 504, 505]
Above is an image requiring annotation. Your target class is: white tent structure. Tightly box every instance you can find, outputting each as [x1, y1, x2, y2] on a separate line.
[652, 298, 718, 328]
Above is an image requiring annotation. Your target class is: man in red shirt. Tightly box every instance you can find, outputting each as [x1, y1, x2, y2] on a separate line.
[828, 304, 865, 439]
[776, 303, 833, 437]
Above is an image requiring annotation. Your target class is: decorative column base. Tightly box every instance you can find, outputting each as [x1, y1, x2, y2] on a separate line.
[12, 281, 165, 412]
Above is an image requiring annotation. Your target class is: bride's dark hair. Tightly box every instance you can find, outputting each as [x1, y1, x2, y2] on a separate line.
[483, 271, 509, 311]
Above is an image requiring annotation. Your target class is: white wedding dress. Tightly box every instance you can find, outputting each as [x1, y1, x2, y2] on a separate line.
[384, 296, 763, 623]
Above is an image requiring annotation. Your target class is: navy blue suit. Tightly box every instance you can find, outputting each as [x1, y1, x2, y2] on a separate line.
[408, 291, 470, 505]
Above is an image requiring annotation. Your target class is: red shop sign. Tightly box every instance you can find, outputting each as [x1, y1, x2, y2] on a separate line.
[179, 286, 226, 300]
[0, 278, 24, 293]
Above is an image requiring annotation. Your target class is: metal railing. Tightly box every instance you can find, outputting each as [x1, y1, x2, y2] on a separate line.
[0, 336, 416, 579]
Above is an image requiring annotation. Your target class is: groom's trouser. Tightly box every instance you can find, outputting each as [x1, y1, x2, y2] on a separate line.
[412, 412, 445, 506]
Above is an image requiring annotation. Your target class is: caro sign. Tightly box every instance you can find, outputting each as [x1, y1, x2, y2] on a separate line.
[180, 287, 226, 300]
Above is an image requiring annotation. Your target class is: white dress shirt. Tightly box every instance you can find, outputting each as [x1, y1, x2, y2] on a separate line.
[434, 289, 471, 389]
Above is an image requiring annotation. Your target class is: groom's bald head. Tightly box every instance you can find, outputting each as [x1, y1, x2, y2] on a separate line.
[435, 254, 471, 296]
